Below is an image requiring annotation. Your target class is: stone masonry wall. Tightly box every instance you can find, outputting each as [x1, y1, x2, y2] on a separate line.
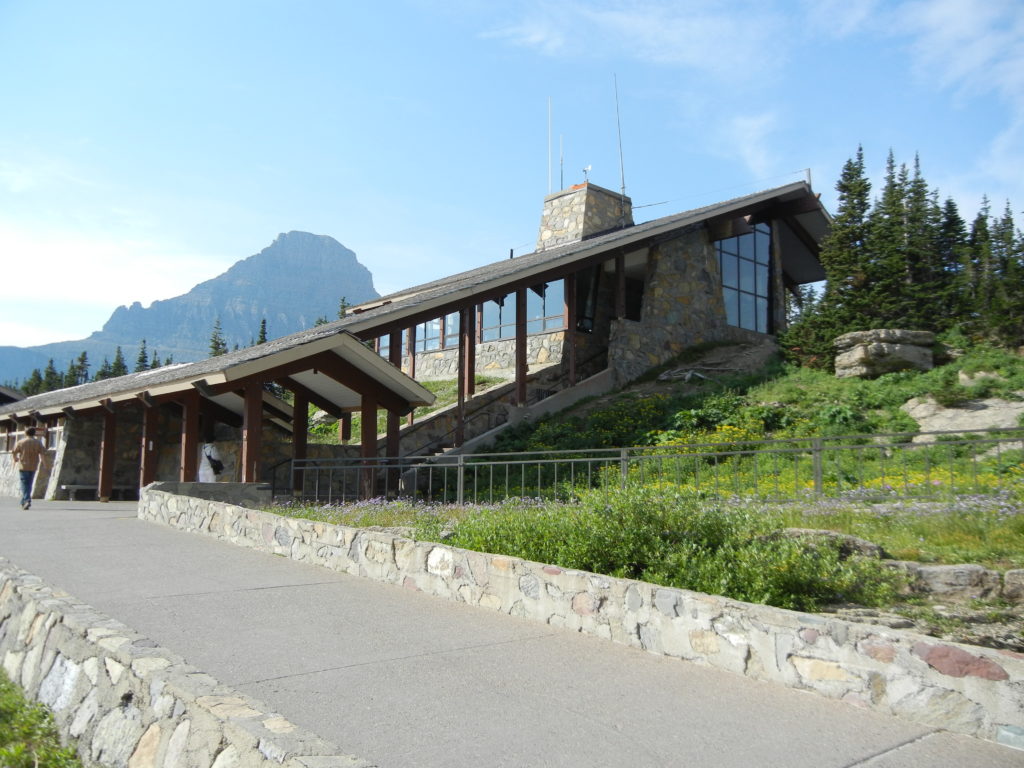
[0, 559, 373, 768]
[404, 331, 565, 382]
[536, 183, 633, 251]
[608, 227, 770, 385]
[138, 489, 1024, 751]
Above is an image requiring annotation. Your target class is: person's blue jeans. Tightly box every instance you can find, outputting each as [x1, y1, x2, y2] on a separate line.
[19, 470, 35, 507]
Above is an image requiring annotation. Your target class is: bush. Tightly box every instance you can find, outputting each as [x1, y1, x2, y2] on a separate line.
[0, 671, 80, 768]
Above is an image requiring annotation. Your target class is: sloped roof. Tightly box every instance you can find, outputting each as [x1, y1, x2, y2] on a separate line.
[0, 329, 434, 422]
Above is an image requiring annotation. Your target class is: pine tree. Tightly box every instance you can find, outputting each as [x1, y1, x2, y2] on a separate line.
[94, 358, 113, 380]
[781, 146, 871, 367]
[338, 297, 349, 319]
[111, 346, 128, 377]
[21, 369, 43, 396]
[135, 339, 149, 372]
[864, 151, 912, 328]
[937, 198, 971, 323]
[209, 318, 228, 357]
[42, 359, 61, 392]
[64, 351, 90, 387]
[257, 318, 268, 345]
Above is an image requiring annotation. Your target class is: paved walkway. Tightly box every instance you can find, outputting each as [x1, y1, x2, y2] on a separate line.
[0, 498, 1020, 768]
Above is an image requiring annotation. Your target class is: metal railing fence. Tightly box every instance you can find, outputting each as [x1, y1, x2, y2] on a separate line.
[272, 427, 1024, 505]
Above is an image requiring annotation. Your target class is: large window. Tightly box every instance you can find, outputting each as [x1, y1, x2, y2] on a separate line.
[481, 295, 516, 341]
[526, 279, 564, 333]
[718, 223, 771, 333]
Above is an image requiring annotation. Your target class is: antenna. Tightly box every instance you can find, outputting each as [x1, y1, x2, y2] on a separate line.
[583, 165, 591, 183]
[547, 97, 552, 194]
[614, 74, 627, 201]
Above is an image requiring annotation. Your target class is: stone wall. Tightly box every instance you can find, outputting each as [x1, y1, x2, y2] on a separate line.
[607, 228, 769, 385]
[536, 183, 633, 251]
[0, 558, 373, 768]
[138, 489, 1024, 751]
[403, 331, 565, 382]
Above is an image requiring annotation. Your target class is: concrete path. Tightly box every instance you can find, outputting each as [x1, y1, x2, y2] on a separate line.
[1, 498, 1020, 768]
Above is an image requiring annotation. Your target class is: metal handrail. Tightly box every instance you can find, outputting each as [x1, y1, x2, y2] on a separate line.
[282, 426, 1024, 505]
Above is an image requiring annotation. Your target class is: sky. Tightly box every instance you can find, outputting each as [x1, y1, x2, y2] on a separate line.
[1, 0, 1021, 349]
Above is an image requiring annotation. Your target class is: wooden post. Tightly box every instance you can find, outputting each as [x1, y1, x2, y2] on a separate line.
[339, 413, 352, 443]
[565, 275, 577, 386]
[139, 401, 158, 488]
[180, 390, 200, 482]
[292, 389, 308, 496]
[98, 404, 116, 502]
[386, 331, 402, 494]
[241, 382, 263, 482]
[406, 326, 416, 426]
[462, 305, 476, 397]
[515, 288, 527, 406]
[360, 394, 377, 499]
[615, 253, 626, 319]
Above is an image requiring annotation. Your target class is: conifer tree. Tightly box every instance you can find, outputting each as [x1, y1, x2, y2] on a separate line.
[111, 346, 128, 377]
[257, 318, 268, 345]
[21, 369, 43, 396]
[42, 359, 61, 392]
[135, 339, 149, 372]
[94, 358, 113, 380]
[209, 318, 228, 357]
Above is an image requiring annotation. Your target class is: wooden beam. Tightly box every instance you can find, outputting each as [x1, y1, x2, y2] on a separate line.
[386, 331, 402, 459]
[360, 393, 377, 499]
[615, 254, 626, 319]
[292, 388, 308, 495]
[339, 413, 352, 443]
[179, 390, 200, 482]
[139, 403, 158, 488]
[98, 408, 117, 502]
[241, 381, 263, 483]
[565, 276, 577, 386]
[406, 327, 415, 427]
[515, 288, 527, 406]
[462, 305, 476, 397]
[280, 376, 343, 418]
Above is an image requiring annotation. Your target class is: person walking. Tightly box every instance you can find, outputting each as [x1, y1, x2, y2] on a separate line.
[12, 426, 48, 510]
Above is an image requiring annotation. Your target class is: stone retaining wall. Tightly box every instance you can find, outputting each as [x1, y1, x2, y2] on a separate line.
[0, 559, 374, 768]
[137, 489, 1024, 751]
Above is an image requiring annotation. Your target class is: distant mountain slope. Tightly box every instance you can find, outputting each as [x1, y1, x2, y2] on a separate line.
[0, 231, 378, 384]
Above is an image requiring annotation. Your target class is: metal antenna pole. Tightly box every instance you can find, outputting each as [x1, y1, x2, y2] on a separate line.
[614, 75, 627, 217]
[547, 97, 552, 194]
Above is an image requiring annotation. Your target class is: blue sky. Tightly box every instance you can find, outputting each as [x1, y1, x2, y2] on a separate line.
[1, 0, 1021, 348]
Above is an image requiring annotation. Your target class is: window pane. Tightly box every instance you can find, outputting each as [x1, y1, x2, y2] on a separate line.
[482, 300, 499, 330]
[527, 286, 544, 320]
[739, 292, 755, 331]
[720, 236, 738, 255]
[756, 297, 768, 333]
[546, 279, 564, 316]
[723, 287, 738, 327]
[527, 319, 543, 334]
[756, 263, 769, 297]
[544, 315, 565, 331]
[482, 326, 499, 342]
[739, 259, 755, 293]
[755, 230, 770, 264]
[444, 312, 460, 347]
[379, 336, 389, 358]
[721, 254, 738, 288]
[738, 233, 755, 262]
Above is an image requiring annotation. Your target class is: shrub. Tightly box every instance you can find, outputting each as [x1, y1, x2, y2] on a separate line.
[0, 671, 80, 768]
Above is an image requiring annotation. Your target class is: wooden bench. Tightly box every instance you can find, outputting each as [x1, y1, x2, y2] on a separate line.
[61, 484, 138, 501]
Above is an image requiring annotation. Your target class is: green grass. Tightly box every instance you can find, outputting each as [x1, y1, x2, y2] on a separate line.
[0, 670, 80, 768]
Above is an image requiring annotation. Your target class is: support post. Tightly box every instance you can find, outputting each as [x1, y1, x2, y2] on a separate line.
[180, 390, 200, 482]
[615, 253, 626, 319]
[139, 402, 158, 488]
[360, 394, 377, 499]
[292, 389, 308, 496]
[241, 382, 263, 482]
[98, 405, 116, 502]
[565, 274, 577, 386]
[339, 413, 352, 443]
[386, 332, 402, 494]
[406, 326, 416, 426]
[515, 287, 527, 406]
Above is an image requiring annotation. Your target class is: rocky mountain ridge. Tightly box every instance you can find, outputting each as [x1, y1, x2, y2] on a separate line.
[0, 231, 378, 384]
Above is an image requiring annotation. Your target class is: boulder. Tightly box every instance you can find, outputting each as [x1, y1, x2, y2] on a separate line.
[911, 564, 1002, 600]
[902, 395, 1024, 441]
[834, 329, 935, 379]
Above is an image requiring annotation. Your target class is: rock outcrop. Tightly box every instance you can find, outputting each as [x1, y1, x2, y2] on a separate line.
[834, 329, 935, 378]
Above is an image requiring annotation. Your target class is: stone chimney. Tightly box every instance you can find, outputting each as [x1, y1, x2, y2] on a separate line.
[536, 182, 633, 251]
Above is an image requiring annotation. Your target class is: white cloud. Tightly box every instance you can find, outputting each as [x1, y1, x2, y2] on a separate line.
[800, 0, 883, 38]
[487, 1, 784, 80]
[719, 111, 780, 179]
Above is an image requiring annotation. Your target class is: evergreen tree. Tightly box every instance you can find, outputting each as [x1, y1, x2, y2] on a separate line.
[111, 346, 128, 377]
[150, 351, 161, 369]
[21, 369, 43, 396]
[937, 198, 971, 322]
[94, 358, 113, 381]
[257, 318, 268, 345]
[338, 296, 349, 319]
[863, 151, 912, 328]
[209, 318, 228, 356]
[135, 339, 149, 372]
[42, 359, 61, 392]
[64, 351, 90, 387]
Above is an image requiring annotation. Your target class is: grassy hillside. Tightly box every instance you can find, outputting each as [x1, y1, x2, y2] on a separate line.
[488, 338, 1024, 454]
